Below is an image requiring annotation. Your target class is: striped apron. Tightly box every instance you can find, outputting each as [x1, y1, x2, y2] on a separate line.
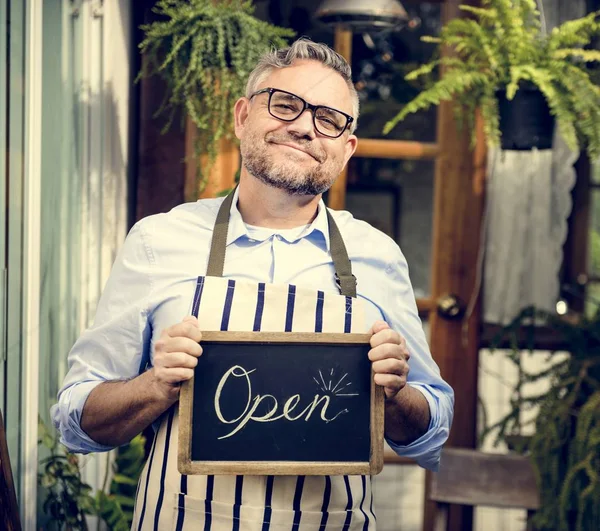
[132, 191, 377, 530]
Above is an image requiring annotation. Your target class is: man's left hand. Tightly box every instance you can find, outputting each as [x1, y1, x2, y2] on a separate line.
[368, 320, 410, 400]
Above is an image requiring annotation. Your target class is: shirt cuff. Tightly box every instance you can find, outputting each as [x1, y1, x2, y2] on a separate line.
[51, 380, 115, 454]
[385, 383, 448, 472]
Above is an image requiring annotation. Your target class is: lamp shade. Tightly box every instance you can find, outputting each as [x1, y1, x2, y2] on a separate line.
[315, 0, 409, 30]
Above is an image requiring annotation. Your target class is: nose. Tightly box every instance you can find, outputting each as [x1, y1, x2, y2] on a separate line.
[286, 108, 316, 139]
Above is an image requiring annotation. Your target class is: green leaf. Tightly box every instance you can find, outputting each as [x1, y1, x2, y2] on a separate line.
[383, 70, 487, 135]
[112, 473, 139, 486]
[39, 456, 68, 468]
[40, 473, 58, 489]
[137, 0, 295, 196]
[553, 49, 600, 63]
[96, 492, 130, 531]
[38, 417, 57, 449]
[507, 66, 526, 99]
[458, 5, 497, 19]
[111, 493, 136, 508]
[77, 494, 97, 514]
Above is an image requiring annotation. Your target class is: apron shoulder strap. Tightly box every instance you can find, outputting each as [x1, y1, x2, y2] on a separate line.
[325, 209, 357, 298]
[206, 188, 357, 298]
[205, 190, 235, 278]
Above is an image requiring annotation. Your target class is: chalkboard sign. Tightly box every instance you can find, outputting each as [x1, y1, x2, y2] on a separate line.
[178, 331, 384, 476]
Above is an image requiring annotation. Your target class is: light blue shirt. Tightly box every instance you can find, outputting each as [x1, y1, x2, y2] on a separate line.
[51, 189, 454, 471]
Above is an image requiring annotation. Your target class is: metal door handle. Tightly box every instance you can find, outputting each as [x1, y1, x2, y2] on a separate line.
[436, 293, 466, 320]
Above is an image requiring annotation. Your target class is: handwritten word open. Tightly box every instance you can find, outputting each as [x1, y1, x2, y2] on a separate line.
[214, 365, 349, 440]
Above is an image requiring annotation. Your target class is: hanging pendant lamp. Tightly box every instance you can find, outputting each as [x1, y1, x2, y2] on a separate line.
[315, 0, 409, 31]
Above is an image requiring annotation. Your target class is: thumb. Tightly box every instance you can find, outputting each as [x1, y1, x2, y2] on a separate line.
[369, 320, 390, 335]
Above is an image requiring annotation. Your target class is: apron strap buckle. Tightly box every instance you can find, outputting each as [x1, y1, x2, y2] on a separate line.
[335, 273, 357, 298]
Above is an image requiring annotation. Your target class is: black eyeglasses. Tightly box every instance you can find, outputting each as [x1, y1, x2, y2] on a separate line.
[250, 87, 354, 138]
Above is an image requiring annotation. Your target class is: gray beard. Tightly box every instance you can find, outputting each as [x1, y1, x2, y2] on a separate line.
[242, 144, 333, 197]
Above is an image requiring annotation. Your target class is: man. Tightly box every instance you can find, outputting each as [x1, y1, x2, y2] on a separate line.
[52, 38, 453, 530]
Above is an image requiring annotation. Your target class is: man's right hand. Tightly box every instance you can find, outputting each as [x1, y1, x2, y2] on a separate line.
[81, 315, 203, 447]
[150, 315, 203, 401]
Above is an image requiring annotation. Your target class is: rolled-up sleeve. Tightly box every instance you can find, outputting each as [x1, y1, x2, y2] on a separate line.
[381, 249, 454, 471]
[51, 221, 154, 453]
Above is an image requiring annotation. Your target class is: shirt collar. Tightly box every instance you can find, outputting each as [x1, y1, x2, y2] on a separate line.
[225, 186, 331, 251]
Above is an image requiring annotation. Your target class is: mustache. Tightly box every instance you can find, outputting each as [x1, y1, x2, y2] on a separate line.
[265, 134, 325, 162]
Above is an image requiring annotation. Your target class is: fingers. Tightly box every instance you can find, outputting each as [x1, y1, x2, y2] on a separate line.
[151, 347, 198, 393]
[368, 324, 410, 399]
[150, 317, 204, 398]
[372, 358, 408, 377]
[370, 327, 401, 348]
[371, 357, 409, 393]
[161, 318, 203, 343]
[374, 373, 405, 387]
[373, 373, 406, 397]
[368, 342, 410, 363]
[155, 351, 199, 370]
[158, 367, 195, 385]
[369, 320, 390, 335]
[155, 337, 203, 357]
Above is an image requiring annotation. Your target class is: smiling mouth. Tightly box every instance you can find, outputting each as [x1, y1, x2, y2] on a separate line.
[272, 142, 320, 161]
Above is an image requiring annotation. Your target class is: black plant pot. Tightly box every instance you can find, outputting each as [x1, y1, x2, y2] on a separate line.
[497, 87, 555, 150]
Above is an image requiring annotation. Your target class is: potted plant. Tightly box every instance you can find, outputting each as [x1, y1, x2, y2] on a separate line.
[383, 0, 600, 156]
[38, 418, 146, 530]
[138, 0, 294, 198]
[482, 305, 600, 531]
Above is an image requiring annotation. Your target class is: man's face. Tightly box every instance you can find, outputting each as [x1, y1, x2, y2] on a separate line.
[234, 60, 358, 196]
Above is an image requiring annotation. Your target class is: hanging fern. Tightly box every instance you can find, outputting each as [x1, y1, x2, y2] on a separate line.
[483, 306, 600, 531]
[384, 0, 600, 157]
[138, 0, 295, 196]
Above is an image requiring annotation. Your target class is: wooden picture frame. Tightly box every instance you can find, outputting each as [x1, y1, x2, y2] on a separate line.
[178, 331, 385, 476]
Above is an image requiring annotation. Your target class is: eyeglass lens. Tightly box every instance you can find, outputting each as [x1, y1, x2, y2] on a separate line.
[269, 90, 347, 137]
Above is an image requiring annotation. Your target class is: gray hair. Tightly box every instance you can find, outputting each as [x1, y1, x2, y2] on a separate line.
[246, 38, 359, 133]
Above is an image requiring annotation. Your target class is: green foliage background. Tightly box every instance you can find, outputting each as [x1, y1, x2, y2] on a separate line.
[483, 307, 600, 531]
[38, 418, 146, 531]
[384, 0, 600, 157]
[138, 0, 294, 196]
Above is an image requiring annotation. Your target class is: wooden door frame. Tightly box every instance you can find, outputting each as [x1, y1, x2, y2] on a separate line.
[424, 2, 484, 529]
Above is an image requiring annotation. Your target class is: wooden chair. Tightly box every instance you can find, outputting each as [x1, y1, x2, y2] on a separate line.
[0, 409, 21, 531]
[429, 447, 540, 531]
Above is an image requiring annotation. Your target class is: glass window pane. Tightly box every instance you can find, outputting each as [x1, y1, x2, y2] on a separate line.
[351, 2, 442, 142]
[1, 0, 26, 501]
[39, 0, 86, 420]
[345, 157, 435, 297]
[38, 1, 85, 526]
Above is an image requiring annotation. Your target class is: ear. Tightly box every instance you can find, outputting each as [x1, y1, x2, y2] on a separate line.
[234, 97, 250, 140]
[342, 134, 358, 167]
